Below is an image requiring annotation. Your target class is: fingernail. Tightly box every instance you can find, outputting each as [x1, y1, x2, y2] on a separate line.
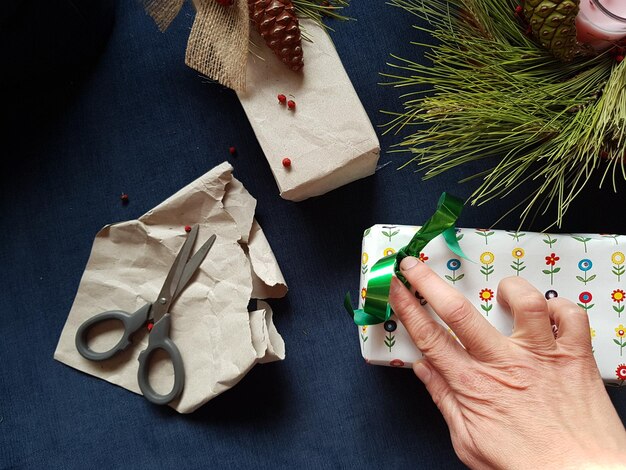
[413, 361, 431, 384]
[400, 256, 419, 272]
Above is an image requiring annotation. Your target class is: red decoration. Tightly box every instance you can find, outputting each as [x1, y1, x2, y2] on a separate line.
[579, 291, 593, 304]
[120, 193, 129, 203]
[287, 99, 296, 110]
[545, 253, 560, 266]
[282, 157, 292, 167]
[277, 94, 287, 104]
[479, 288, 495, 302]
[229, 146, 237, 155]
[185, 225, 192, 233]
[147, 321, 154, 332]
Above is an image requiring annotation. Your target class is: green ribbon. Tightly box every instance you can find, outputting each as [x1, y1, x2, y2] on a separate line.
[345, 192, 467, 326]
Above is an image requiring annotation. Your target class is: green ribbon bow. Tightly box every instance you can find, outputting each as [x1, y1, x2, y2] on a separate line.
[345, 192, 467, 326]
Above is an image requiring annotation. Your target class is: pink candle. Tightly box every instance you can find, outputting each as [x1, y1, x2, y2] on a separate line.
[576, 0, 626, 50]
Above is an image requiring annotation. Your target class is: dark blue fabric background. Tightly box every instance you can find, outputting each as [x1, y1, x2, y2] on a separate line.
[2, 1, 625, 468]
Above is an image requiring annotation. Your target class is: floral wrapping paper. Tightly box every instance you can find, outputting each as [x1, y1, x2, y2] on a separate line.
[358, 225, 626, 384]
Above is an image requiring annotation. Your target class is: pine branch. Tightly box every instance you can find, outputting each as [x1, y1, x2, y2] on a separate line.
[382, 0, 625, 227]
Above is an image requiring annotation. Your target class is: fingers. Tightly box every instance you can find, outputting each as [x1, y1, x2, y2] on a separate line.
[397, 257, 506, 360]
[547, 297, 592, 348]
[497, 277, 555, 349]
[389, 276, 470, 372]
[413, 359, 459, 426]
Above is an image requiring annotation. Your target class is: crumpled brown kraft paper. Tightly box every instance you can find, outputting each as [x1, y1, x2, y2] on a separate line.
[54, 162, 287, 413]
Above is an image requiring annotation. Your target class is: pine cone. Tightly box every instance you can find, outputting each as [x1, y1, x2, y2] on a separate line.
[249, 0, 304, 71]
[522, 0, 592, 61]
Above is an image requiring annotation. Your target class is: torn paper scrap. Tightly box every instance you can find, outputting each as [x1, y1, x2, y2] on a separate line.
[54, 162, 288, 413]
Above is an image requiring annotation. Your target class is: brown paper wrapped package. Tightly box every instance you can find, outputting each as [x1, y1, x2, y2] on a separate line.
[54, 162, 287, 413]
[237, 20, 381, 201]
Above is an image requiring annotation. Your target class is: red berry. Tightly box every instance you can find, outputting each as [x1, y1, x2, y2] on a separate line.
[282, 157, 291, 168]
[229, 146, 236, 155]
[277, 94, 287, 104]
[185, 225, 192, 233]
[617, 55, 624, 63]
[120, 193, 129, 203]
[515, 5, 522, 14]
[287, 100, 296, 110]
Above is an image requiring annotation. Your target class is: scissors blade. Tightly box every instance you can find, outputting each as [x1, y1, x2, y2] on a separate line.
[151, 225, 199, 322]
[174, 233, 217, 299]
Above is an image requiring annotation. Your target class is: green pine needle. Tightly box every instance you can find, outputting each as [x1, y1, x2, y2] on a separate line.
[292, 0, 352, 32]
[382, 0, 626, 228]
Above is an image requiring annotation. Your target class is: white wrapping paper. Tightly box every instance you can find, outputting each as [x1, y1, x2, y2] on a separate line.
[54, 162, 288, 413]
[357, 225, 626, 385]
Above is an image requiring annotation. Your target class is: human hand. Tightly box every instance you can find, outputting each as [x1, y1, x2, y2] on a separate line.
[389, 256, 626, 470]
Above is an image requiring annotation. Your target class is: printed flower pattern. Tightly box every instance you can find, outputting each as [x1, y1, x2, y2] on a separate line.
[576, 259, 596, 285]
[357, 225, 626, 382]
[479, 288, 494, 316]
[510, 248, 525, 276]
[480, 251, 495, 281]
[545, 290, 558, 300]
[361, 252, 369, 274]
[615, 325, 626, 356]
[572, 235, 592, 253]
[414, 291, 427, 306]
[360, 325, 368, 343]
[590, 327, 596, 353]
[543, 253, 560, 285]
[381, 226, 399, 242]
[543, 234, 557, 248]
[475, 228, 494, 245]
[507, 231, 526, 242]
[613, 289, 625, 318]
[602, 234, 619, 245]
[577, 291, 594, 312]
[612, 252, 625, 282]
[445, 258, 464, 284]
[384, 320, 397, 352]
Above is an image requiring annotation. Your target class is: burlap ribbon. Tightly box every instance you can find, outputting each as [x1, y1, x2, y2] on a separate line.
[144, 0, 250, 92]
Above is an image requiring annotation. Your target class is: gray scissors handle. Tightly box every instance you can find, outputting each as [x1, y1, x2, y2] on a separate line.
[75, 304, 151, 361]
[137, 314, 185, 405]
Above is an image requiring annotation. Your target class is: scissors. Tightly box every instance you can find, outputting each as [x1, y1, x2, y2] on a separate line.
[75, 225, 216, 405]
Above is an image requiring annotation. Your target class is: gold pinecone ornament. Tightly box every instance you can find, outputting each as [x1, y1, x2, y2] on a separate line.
[248, 0, 304, 71]
[522, 0, 592, 61]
